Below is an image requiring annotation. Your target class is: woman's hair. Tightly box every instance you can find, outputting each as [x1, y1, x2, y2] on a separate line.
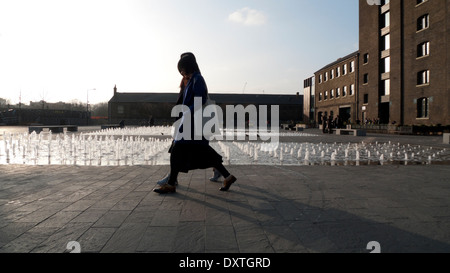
[178, 52, 200, 75]
[181, 52, 195, 59]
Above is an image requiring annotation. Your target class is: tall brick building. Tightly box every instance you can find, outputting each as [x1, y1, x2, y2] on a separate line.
[359, 0, 449, 126]
[308, 1, 449, 128]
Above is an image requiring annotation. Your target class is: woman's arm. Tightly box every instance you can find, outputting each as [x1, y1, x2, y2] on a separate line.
[186, 73, 208, 112]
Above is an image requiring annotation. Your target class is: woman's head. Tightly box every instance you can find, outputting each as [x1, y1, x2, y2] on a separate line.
[178, 52, 200, 76]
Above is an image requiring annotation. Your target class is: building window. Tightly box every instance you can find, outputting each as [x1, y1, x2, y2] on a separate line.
[330, 89, 334, 99]
[363, 73, 369, 84]
[381, 57, 390, 73]
[319, 93, 322, 101]
[331, 69, 334, 80]
[363, 54, 369, 64]
[364, 94, 369, 104]
[417, 97, 429, 118]
[381, 11, 390, 28]
[343, 86, 348, 97]
[417, 70, 430, 85]
[417, 14, 429, 31]
[417, 42, 430, 58]
[319, 74, 322, 84]
[336, 87, 340, 98]
[343, 64, 347, 75]
[350, 84, 355, 96]
[117, 105, 124, 115]
[325, 72, 328, 81]
[324, 91, 328, 100]
[381, 0, 390, 5]
[381, 79, 390, 96]
[336, 67, 340, 77]
[381, 34, 390, 51]
[350, 61, 355, 73]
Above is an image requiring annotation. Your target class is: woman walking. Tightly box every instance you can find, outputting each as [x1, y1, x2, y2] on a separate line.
[157, 53, 224, 186]
[153, 53, 237, 194]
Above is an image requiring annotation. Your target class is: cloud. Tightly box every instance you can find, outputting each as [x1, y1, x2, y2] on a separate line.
[228, 8, 267, 26]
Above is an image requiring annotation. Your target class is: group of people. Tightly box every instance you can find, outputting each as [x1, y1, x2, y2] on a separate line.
[153, 53, 237, 194]
[322, 115, 345, 134]
[363, 118, 380, 125]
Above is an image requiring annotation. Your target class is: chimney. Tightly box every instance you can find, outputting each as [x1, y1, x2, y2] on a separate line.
[114, 85, 117, 95]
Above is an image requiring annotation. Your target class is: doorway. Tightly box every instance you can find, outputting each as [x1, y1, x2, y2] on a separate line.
[339, 107, 351, 127]
[379, 102, 390, 124]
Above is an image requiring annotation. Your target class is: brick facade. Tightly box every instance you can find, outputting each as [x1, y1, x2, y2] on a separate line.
[314, 52, 359, 126]
[359, 0, 449, 126]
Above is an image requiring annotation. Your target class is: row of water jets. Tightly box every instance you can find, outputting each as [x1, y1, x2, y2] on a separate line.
[0, 130, 448, 166]
[86, 126, 318, 138]
[214, 141, 449, 166]
[0, 131, 172, 166]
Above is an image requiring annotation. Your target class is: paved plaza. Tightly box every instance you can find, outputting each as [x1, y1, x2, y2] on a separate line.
[0, 130, 449, 253]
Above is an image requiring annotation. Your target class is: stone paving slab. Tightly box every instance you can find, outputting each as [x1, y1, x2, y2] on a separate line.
[0, 162, 449, 253]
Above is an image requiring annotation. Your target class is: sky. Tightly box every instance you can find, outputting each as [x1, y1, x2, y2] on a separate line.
[0, 0, 359, 105]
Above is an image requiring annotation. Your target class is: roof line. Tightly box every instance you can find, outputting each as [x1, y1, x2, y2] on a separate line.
[315, 50, 360, 74]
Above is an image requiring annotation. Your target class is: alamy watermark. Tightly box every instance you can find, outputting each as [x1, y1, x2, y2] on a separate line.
[65, 240, 380, 254]
[66, 241, 81, 253]
[367, 241, 381, 253]
[171, 97, 280, 151]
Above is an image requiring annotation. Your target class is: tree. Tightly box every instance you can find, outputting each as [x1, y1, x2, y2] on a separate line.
[0, 97, 11, 108]
[91, 102, 108, 117]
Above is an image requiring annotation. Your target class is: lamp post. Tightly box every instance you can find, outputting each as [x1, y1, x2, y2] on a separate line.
[87, 88, 96, 125]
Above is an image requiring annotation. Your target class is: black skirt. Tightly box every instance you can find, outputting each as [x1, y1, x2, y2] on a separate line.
[170, 142, 224, 173]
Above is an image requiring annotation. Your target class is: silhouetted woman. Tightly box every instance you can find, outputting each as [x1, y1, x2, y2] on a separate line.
[154, 53, 237, 194]
[157, 53, 223, 186]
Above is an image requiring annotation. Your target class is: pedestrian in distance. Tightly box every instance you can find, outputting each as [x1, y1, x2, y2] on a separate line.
[328, 115, 334, 134]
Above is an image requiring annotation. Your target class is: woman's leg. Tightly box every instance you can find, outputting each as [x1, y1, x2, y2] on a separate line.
[203, 145, 237, 191]
[154, 143, 183, 193]
[157, 172, 170, 185]
[212, 164, 230, 179]
[212, 163, 236, 192]
[154, 167, 178, 193]
[167, 168, 179, 187]
[209, 168, 223, 182]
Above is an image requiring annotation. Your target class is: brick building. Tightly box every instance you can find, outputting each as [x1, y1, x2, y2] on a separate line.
[359, 0, 450, 126]
[108, 86, 303, 126]
[314, 51, 360, 126]
[307, 0, 449, 128]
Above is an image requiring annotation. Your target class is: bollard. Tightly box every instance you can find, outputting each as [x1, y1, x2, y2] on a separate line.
[444, 133, 450, 144]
